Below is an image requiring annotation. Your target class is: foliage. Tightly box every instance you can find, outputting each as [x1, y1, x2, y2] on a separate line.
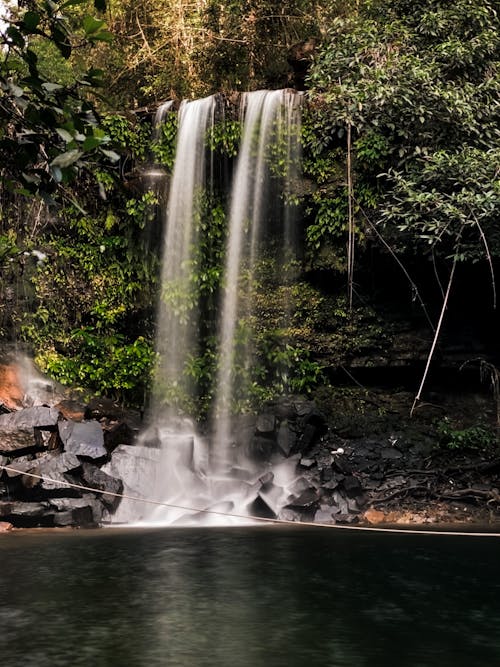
[436, 417, 496, 451]
[304, 0, 500, 265]
[0, 0, 115, 197]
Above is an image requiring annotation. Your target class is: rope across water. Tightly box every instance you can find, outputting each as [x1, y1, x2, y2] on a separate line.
[1, 463, 500, 537]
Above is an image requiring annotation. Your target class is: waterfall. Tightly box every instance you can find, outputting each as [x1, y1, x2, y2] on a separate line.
[213, 89, 303, 469]
[153, 95, 217, 417]
[110, 90, 302, 526]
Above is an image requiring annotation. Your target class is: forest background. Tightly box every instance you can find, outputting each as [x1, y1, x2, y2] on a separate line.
[0, 0, 498, 436]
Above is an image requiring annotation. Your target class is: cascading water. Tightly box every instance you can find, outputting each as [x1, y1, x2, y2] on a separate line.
[213, 90, 302, 470]
[110, 90, 303, 526]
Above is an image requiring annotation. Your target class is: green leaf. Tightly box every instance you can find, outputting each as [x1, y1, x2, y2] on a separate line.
[100, 148, 120, 162]
[56, 128, 74, 143]
[89, 31, 113, 43]
[22, 11, 41, 32]
[42, 82, 63, 92]
[51, 149, 83, 168]
[6, 26, 25, 48]
[83, 16, 105, 35]
[60, 0, 87, 8]
[83, 135, 102, 151]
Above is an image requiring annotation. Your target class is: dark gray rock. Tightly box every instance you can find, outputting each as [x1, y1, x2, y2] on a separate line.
[0, 406, 60, 431]
[343, 475, 363, 498]
[380, 447, 403, 460]
[58, 420, 106, 459]
[287, 487, 319, 509]
[299, 457, 315, 469]
[248, 435, 275, 461]
[314, 507, 335, 523]
[277, 421, 296, 457]
[258, 471, 274, 490]
[294, 399, 316, 417]
[278, 508, 302, 522]
[48, 495, 103, 525]
[80, 462, 123, 511]
[299, 423, 318, 451]
[256, 414, 276, 435]
[103, 421, 137, 452]
[248, 493, 277, 519]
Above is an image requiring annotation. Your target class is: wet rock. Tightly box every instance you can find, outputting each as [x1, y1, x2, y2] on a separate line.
[248, 493, 277, 519]
[58, 420, 106, 459]
[287, 487, 319, 509]
[0, 501, 49, 522]
[249, 435, 275, 461]
[299, 457, 315, 469]
[277, 421, 296, 457]
[314, 506, 335, 523]
[48, 495, 103, 525]
[278, 508, 302, 522]
[332, 491, 349, 514]
[256, 414, 276, 435]
[335, 513, 358, 524]
[0, 406, 60, 431]
[259, 471, 274, 490]
[103, 421, 137, 452]
[289, 476, 311, 496]
[80, 462, 123, 511]
[101, 444, 160, 497]
[0, 521, 13, 532]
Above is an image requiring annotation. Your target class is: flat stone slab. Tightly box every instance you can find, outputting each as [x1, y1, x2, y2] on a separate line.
[0, 407, 60, 431]
[58, 420, 107, 459]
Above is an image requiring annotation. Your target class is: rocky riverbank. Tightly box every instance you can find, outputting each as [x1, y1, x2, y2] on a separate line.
[1, 357, 499, 530]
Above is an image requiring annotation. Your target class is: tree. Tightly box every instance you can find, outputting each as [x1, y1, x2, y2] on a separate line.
[304, 0, 500, 264]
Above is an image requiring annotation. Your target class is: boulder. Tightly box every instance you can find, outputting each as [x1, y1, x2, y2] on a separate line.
[101, 445, 160, 497]
[256, 414, 276, 435]
[0, 521, 13, 532]
[248, 435, 275, 461]
[103, 421, 137, 452]
[277, 421, 296, 457]
[58, 420, 107, 459]
[80, 462, 123, 511]
[247, 493, 277, 520]
[0, 429, 36, 455]
[0, 363, 23, 411]
[0, 406, 60, 431]
[54, 399, 86, 422]
[287, 487, 319, 509]
[48, 495, 103, 526]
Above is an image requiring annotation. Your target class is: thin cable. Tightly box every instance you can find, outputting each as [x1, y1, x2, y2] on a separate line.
[1, 464, 499, 537]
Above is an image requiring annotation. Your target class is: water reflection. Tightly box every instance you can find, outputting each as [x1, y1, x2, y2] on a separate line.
[1, 528, 499, 666]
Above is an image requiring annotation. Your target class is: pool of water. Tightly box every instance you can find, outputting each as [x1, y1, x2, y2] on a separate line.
[1, 526, 499, 666]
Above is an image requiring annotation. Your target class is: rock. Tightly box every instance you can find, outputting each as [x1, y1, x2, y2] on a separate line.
[314, 507, 335, 523]
[247, 493, 277, 520]
[0, 406, 60, 431]
[84, 397, 126, 421]
[363, 508, 386, 524]
[299, 457, 315, 469]
[34, 451, 81, 479]
[248, 435, 275, 461]
[332, 491, 349, 514]
[299, 423, 318, 451]
[103, 421, 137, 452]
[0, 521, 13, 532]
[380, 447, 403, 460]
[294, 399, 316, 417]
[342, 475, 363, 498]
[48, 495, 103, 525]
[277, 421, 296, 457]
[101, 444, 160, 497]
[0, 429, 36, 454]
[287, 487, 319, 509]
[54, 399, 86, 422]
[58, 420, 107, 459]
[0, 364, 23, 411]
[259, 471, 274, 490]
[278, 508, 301, 522]
[80, 462, 123, 510]
[256, 414, 276, 435]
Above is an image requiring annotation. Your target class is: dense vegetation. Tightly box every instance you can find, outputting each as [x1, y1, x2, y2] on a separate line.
[0, 0, 499, 413]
